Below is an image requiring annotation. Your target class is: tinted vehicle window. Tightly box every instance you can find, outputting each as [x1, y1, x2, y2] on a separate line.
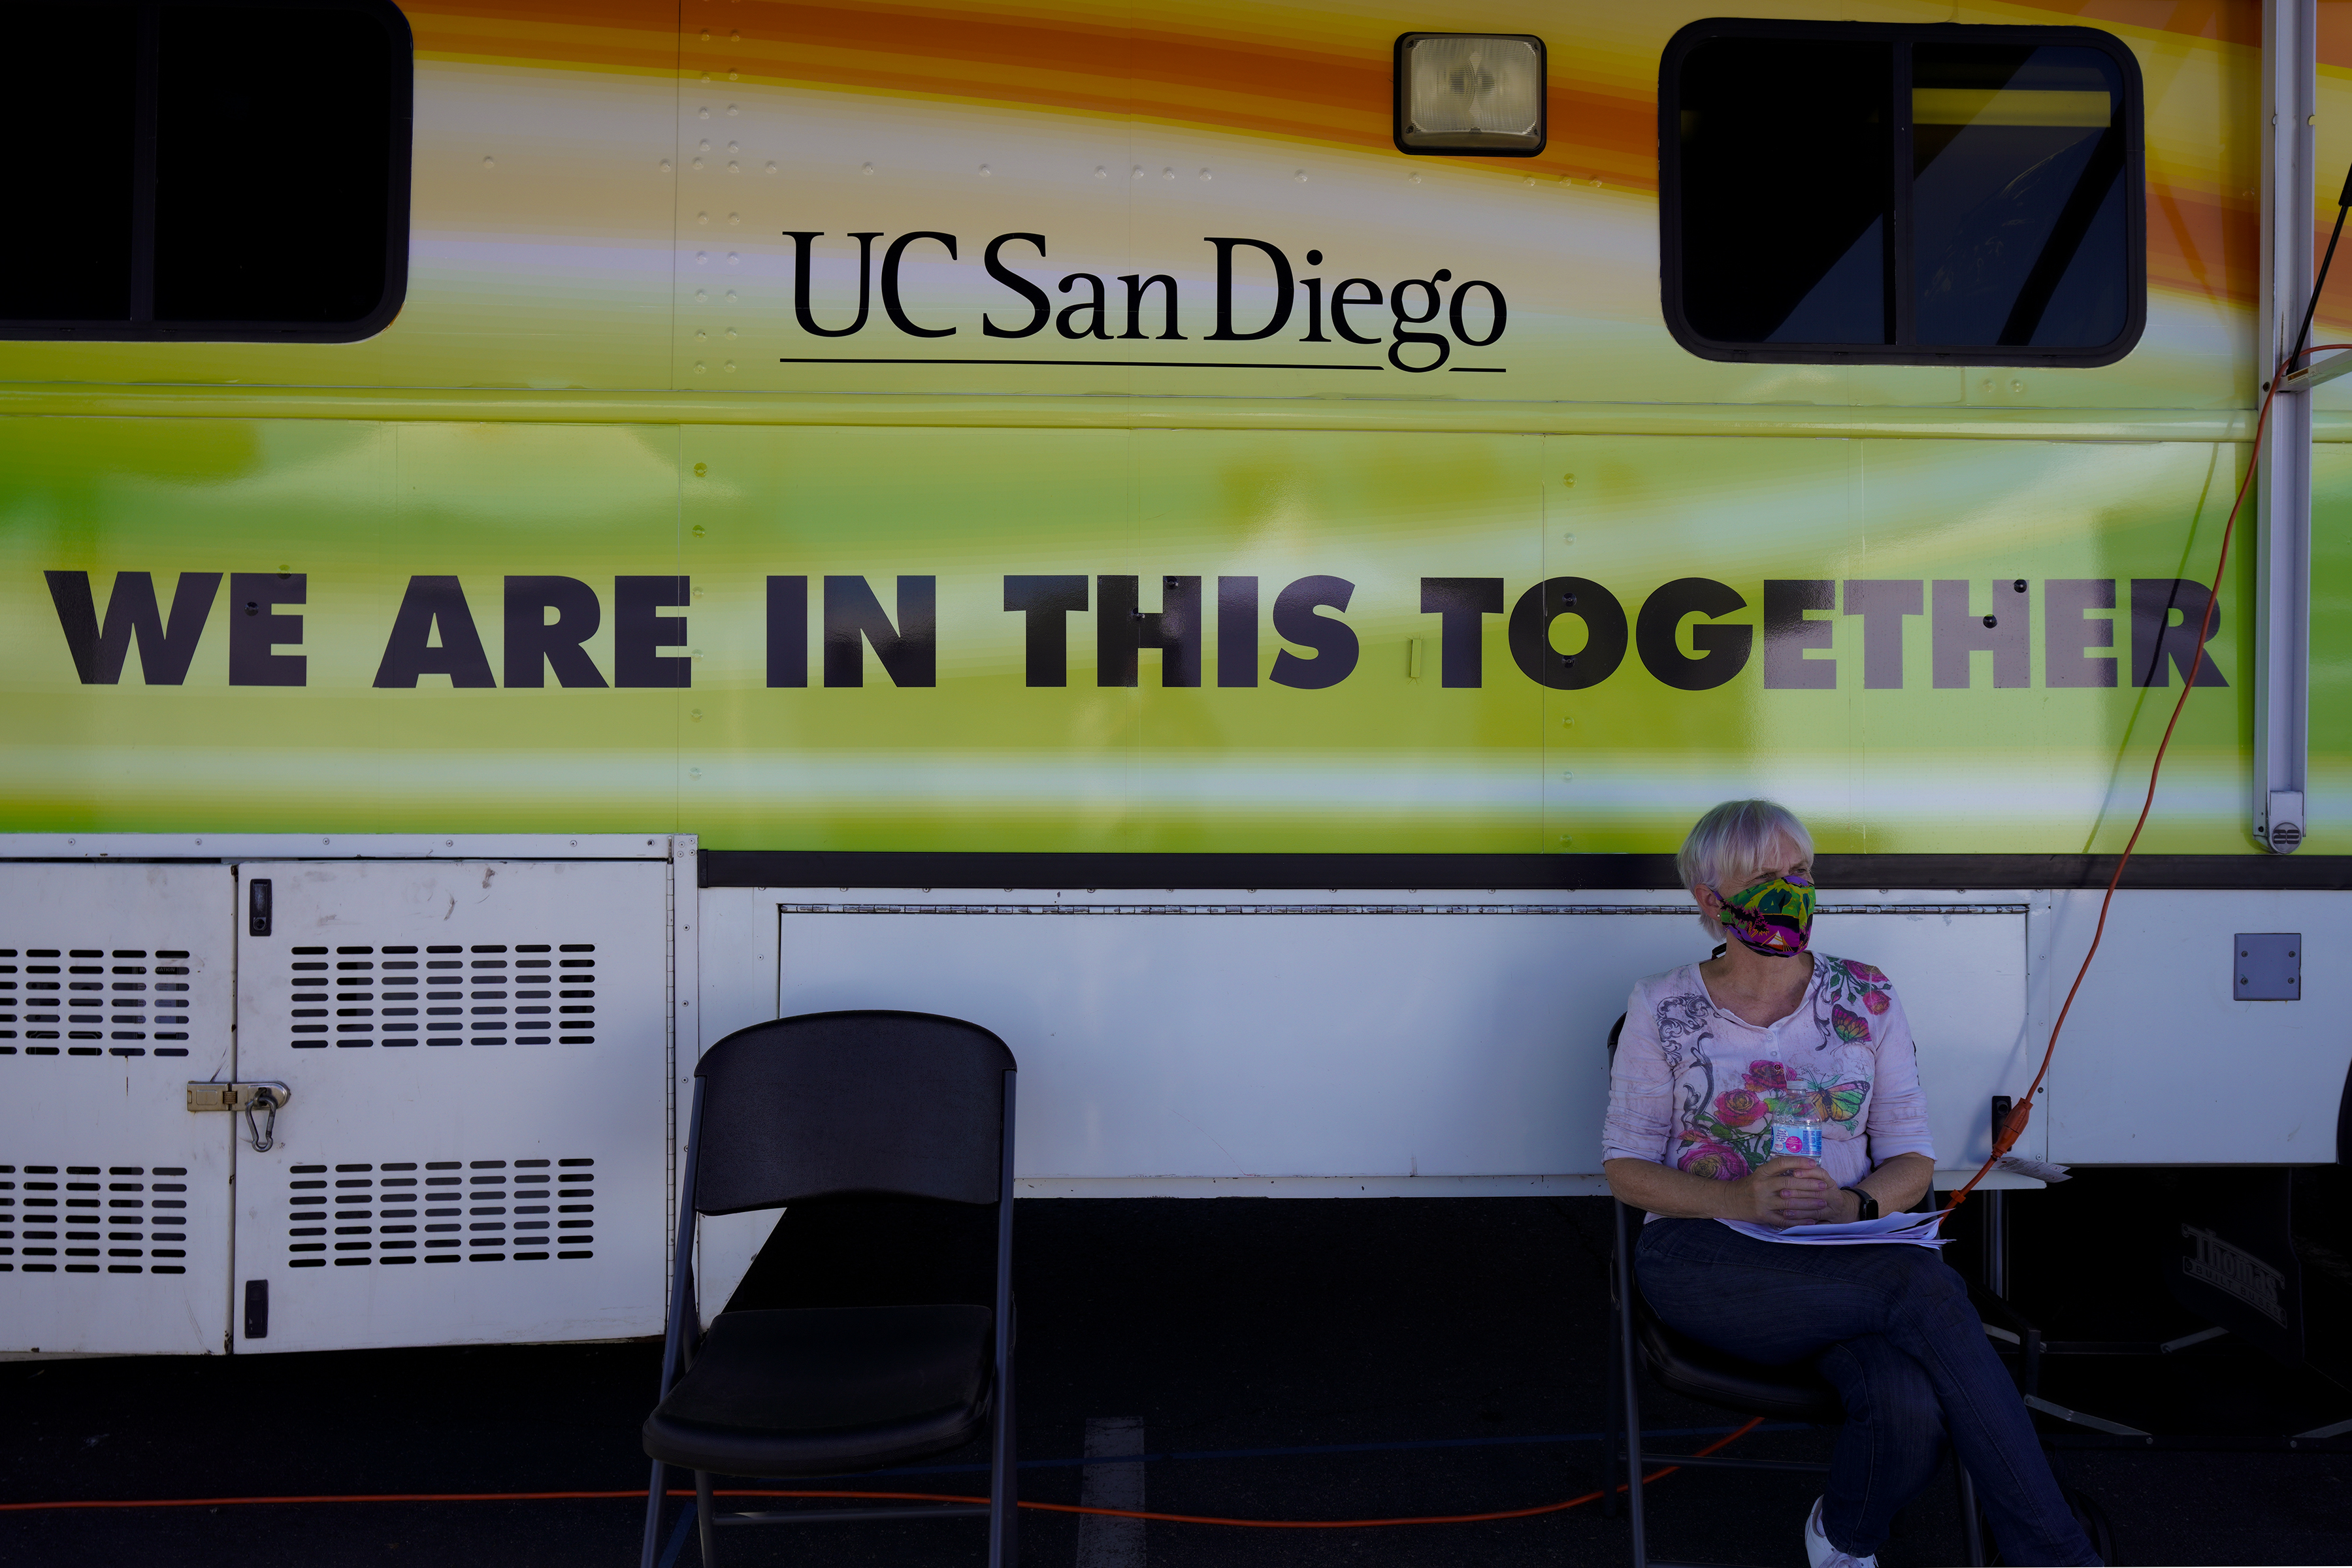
[0, 7, 142, 323]
[0, 0, 410, 341]
[1662, 22, 2142, 366]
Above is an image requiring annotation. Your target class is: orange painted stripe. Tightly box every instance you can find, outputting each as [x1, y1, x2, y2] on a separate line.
[398, 1, 2291, 312]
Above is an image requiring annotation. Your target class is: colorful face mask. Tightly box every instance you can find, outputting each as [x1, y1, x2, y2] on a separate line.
[1713, 872, 1814, 958]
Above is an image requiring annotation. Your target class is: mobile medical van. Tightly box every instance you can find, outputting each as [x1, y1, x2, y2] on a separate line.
[1, 0, 2345, 1371]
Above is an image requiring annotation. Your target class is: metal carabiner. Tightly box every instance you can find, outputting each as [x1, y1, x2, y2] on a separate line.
[244, 1086, 283, 1153]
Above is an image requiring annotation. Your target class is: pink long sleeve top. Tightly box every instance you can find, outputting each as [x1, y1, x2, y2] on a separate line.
[1603, 954, 1936, 1207]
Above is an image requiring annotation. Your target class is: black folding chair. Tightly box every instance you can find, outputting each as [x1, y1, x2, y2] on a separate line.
[639, 1010, 1019, 1567]
[1603, 1013, 1984, 1568]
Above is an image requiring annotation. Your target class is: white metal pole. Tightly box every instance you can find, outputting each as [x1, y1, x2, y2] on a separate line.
[2255, 0, 2316, 853]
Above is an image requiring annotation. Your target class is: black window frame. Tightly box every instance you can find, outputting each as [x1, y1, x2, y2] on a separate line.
[1392, 33, 1548, 158]
[0, 0, 414, 345]
[1658, 18, 2146, 368]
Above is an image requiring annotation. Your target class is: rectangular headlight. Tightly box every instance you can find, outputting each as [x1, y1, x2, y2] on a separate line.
[1395, 33, 1546, 155]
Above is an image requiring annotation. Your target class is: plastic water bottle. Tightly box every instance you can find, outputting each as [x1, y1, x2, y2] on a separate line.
[1769, 1107, 1823, 1161]
[1759, 1034, 1825, 1161]
[1765, 1038, 1822, 1160]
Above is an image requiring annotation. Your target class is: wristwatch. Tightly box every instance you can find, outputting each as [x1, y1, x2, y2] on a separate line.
[1852, 1189, 1880, 1222]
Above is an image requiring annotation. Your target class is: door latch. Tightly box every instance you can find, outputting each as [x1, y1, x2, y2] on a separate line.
[186, 1081, 293, 1152]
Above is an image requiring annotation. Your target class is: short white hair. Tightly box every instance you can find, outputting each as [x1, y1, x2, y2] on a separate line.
[1678, 798, 1814, 901]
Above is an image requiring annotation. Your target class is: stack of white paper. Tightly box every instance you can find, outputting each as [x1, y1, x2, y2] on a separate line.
[1717, 1209, 1952, 1249]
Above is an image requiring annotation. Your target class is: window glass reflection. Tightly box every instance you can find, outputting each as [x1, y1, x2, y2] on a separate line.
[1912, 45, 2127, 349]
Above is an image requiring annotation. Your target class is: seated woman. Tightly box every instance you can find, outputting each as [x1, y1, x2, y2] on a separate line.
[1603, 799, 2098, 1568]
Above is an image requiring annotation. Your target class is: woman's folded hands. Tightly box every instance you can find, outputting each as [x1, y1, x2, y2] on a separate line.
[1735, 1154, 1840, 1226]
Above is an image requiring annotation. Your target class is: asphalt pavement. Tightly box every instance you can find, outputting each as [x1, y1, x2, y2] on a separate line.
[3, 1173, 2348, 1567]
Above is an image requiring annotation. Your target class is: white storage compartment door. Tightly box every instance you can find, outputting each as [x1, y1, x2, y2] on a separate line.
[0, 863, 235, 1354]
[1811, 905, 2036, 1175]
[775, 899, 1711, 1181]
[771, 898, 2029, 1184]
[231, 860, 670, 1353]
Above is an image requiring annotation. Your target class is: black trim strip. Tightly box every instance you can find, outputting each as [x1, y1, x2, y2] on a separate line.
[700, 851, 2352, 892]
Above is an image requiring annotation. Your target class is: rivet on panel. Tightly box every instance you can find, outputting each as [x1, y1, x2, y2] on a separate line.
[723, 360, 736, 371]
[1094, 166, 1107, 178]
[723, 327, 737, 340]
[726, 252, 739, 265]
[691, 710, 704, 721]
[692, 525, 706, 538]
[698, 106, 710, 119]
[480, 155, 494, 169]
[696, 211, 709, 224]
[1294, 170, 1307, 182]
[694, 361, 707, 373]
[726, 104, 739, 116]
[1161, 167, 1175, 180]
[659, 159, 672, 173]
[1408, 172, 1422, 184]
[691, 157, 704, 170]
[727, 161, 738, 172]
[695, 252, 708, 265]
[979, 164, 992, 176]
[694, 329, 707, 341]
[694, 288, 708, 301]
[765, 161, 777, 174]
[723, 289, 736, 303]
[1198, 168, 1211, 180]
[693, 463, 708, 476]
[862, 161, 874, 174]
[727, 212, 740, 225]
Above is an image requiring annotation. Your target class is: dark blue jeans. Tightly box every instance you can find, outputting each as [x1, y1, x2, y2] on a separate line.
[1635, 1218, 2098, 1565]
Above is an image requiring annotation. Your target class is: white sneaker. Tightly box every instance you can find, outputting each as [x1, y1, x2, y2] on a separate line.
[1805, 1496, 1878, 1568]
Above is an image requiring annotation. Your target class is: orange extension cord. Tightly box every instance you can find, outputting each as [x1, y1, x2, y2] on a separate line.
[1945, 344, 2352, 1210]
[0, 1419, 1766, 1527]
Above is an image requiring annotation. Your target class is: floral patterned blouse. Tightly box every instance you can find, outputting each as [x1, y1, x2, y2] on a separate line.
[1602, 955, 1935, 1205]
